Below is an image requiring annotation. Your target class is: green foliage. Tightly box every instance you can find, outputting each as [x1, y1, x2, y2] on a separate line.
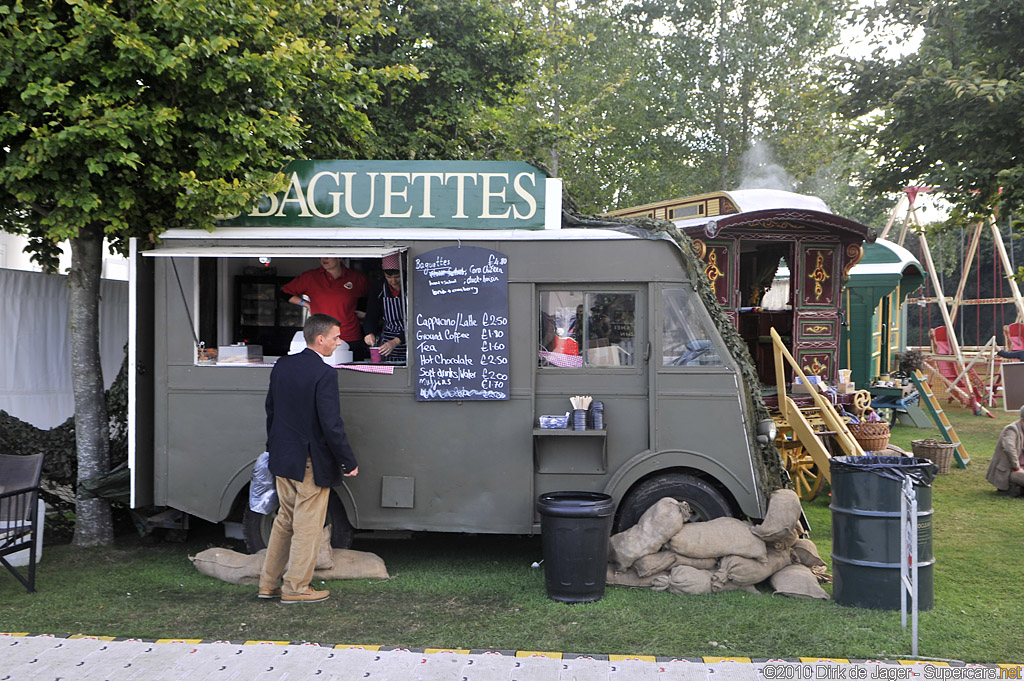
[843, 0, 1024, 224]
[482, 0, 863, 216]
[354, 0, 534, 160]
[0, 0, 416, 253]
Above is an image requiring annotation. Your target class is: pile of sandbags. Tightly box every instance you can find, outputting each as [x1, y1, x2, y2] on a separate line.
[607, 489, 830, 599]
[190, 526, 389, 585]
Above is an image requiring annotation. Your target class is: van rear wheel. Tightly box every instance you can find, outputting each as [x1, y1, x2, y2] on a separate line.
[242, 493, 354, 553]
[614, 473, 732, 532]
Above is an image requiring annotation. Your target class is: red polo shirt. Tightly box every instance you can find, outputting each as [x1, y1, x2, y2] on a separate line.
[283, 266, 370, 342]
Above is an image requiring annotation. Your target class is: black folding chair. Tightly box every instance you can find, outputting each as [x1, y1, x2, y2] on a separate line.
[0, 453, 45, 593]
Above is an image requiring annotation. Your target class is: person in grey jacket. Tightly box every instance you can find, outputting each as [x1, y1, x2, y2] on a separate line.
[258, 313, 359, 603]
[985, 405, 1024, 497]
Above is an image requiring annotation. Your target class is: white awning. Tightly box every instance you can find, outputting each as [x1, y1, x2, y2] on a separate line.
[141, 246, 406, 258]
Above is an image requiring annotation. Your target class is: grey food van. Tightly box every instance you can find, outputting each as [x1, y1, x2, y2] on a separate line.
[128, 161, 783, 549]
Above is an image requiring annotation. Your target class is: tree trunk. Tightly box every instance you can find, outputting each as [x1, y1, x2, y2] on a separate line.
[69, 224, 114, 547]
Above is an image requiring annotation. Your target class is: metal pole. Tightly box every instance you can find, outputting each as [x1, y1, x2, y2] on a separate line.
[989, 216, 1024, 324]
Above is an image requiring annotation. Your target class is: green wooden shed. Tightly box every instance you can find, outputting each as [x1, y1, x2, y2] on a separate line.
[839, 239, 925, 387]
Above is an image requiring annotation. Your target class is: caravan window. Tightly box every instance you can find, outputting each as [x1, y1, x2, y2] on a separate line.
[538, 290, 636, 368]
[661, 288, 723, 367]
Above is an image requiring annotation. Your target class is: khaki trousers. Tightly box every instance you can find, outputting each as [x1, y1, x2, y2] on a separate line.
[259, 458, 330, 595]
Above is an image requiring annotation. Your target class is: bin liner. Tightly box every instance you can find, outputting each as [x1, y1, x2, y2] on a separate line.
[829, 455, 937, 486]
[830, 454, 936, 610]
[249, 452, 278, 514]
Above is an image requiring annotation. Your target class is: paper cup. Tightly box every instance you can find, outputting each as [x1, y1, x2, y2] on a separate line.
[370, 346, 381, 363]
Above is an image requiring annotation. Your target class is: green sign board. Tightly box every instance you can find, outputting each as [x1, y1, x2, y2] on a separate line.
[217, 160, 550, 230]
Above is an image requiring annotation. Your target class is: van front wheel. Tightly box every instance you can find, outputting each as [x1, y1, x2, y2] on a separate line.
[614, 473, 732, 532]
[242, 493, 354, 553]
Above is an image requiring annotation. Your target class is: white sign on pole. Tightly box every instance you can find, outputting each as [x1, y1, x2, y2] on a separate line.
[900, 476, 919, 657]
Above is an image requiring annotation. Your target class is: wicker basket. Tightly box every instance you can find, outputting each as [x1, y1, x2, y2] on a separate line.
[847, 421, 891, 452]
[912, 438, 956, 474]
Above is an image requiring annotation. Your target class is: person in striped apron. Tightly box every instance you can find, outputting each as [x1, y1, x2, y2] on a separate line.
[362, 254, 406, 363]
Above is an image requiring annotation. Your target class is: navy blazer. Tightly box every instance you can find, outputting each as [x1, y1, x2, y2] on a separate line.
[265, 348, 358, 487]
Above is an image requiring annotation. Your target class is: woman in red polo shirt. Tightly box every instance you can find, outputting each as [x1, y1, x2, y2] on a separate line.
[283, 257, 370, 361]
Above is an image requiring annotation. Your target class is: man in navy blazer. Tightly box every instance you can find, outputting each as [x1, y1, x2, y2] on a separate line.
[258, 313, 359, 603]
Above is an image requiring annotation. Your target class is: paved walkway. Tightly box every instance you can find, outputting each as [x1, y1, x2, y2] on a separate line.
[2, 634, 1020, 681]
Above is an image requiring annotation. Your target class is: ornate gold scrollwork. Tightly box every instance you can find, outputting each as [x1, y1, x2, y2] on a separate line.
[704, 249, 724, 288]
[843, 243, 863, 280]
[803, 357, 827, 376]
[810, 252, 830, 301]
[692, 238, 707, 260]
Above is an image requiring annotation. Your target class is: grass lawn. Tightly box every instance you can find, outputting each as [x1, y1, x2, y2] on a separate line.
[1, 406, 1021, 663]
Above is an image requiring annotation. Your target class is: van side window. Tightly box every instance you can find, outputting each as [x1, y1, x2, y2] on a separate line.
[662, 288, 723, 367]
[539, 291, 636, 367]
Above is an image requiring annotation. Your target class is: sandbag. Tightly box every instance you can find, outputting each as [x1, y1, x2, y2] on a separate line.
[241, 549, 389, 585]
[314, 550, 389, 581]
[190, 548, 262, 585]
[750, 489, 802, 543]
[790, 538, 827, 569]
[632, 550, 678, 578]
[672, 554, 719, 571]
[712, 579, 760, 594]
[713, 549, 793, 588]
[769, 527, 800, 552]
[609, 497, 691, 571]
[606, 565, 668, 588]
[770, 564, 830, 600]
[652, 565, 713, 595]
[668, 517, 768, 562]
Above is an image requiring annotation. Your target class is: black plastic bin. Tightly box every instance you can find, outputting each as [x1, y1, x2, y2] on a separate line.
[536, 491, 616, 603]
[830, 455, 937, 611]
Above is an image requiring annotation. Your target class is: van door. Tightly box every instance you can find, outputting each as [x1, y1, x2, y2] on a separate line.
[651, 284, 760, 520]
[533, 286, 648, 509]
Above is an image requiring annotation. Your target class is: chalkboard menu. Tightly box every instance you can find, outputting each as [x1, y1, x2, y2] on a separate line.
[413, 246, 510, 401]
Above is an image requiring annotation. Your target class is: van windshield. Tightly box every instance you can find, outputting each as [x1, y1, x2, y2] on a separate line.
[538, 290, 636, 367]
[661, 288, 723, 367]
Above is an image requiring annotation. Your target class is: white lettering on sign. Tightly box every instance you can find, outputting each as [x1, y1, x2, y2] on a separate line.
[243, 171, 540, 222]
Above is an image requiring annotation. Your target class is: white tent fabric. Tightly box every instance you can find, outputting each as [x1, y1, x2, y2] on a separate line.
[0, 268, 128, 429]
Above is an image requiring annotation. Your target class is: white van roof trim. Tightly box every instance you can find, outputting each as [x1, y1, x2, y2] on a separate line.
[142, 246, 406, 258]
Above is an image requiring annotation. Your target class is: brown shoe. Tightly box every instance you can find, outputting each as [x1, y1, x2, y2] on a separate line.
[257, 587, 282, 599]
[281, 588, 330, 604]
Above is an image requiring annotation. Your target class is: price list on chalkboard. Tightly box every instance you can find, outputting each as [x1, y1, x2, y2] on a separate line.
[413, 245, 510, 401]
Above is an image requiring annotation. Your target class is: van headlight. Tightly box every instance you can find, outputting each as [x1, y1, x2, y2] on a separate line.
[756, 419, 778, 445]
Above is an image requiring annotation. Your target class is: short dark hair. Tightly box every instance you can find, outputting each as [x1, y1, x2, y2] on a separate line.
[304, 313, 341, 345]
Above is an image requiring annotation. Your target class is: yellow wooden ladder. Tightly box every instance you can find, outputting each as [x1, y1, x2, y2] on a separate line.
[910, 370, 970, 467]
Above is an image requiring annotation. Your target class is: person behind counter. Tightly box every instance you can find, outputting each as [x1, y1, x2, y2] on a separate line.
[259, 313, 359, 603]
[362, 254, 406, 363]
[283, 257, 370, 361]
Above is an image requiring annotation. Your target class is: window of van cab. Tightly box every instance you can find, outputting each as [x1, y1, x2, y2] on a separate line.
[538, 291, 636, 367]
[661, 288, 723, 367]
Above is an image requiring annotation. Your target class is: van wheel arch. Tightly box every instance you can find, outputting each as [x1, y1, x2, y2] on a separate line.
[242, 492, 354, 553]
[613, 471, 735, 533]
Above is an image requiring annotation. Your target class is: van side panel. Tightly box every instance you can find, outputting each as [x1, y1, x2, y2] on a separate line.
[147, 235, 766, 531]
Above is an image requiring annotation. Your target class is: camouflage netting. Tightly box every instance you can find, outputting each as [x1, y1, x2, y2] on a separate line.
[0, 348, 129, 533]
[563, 208, 790, 503]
